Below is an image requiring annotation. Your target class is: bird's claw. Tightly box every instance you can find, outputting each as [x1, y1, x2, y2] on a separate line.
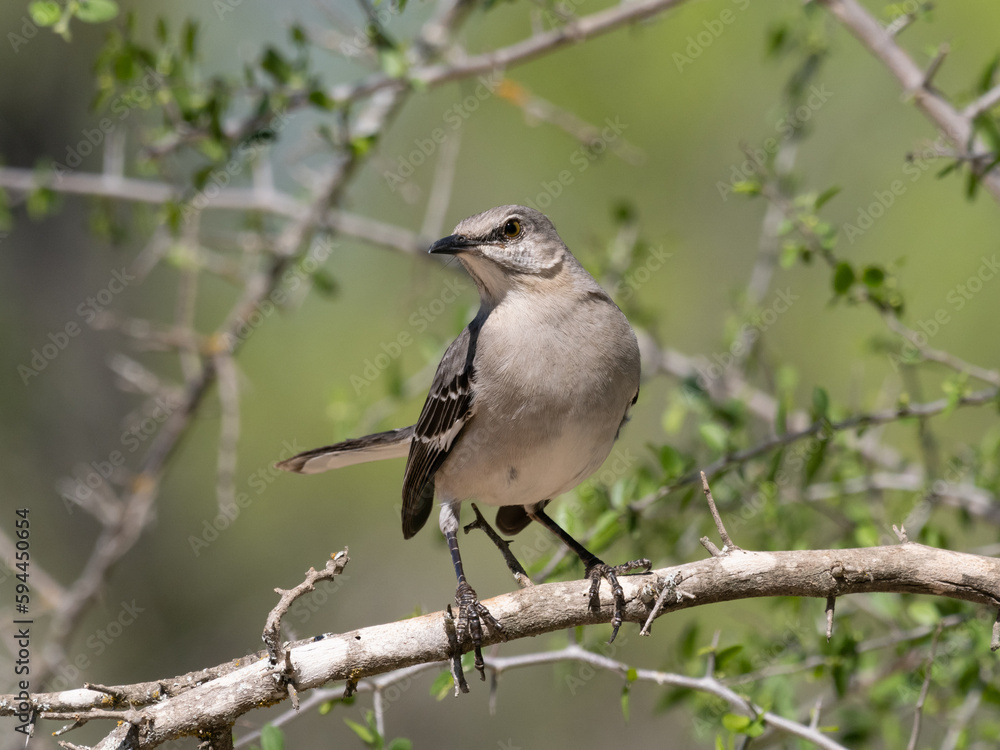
[585, 558, 652, 643]
[455, 580, 503, 680]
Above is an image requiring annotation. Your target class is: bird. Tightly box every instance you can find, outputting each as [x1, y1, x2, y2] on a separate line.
[277, 205, 650, 677]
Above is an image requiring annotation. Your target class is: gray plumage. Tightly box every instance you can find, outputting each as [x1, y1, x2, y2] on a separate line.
[278, 205, 640, 539]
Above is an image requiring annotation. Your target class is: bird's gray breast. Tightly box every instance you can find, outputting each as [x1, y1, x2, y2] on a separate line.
[433, 290, 639, 506]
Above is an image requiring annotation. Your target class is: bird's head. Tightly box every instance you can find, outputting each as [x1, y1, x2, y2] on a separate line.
[429, 205, 573, 306]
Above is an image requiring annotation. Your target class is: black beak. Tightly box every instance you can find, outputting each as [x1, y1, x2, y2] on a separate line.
[428, 234, 477, 256]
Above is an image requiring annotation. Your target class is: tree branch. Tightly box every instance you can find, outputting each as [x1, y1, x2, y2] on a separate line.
[817, 0, 1000, 202]
[5, 541, 999, 747]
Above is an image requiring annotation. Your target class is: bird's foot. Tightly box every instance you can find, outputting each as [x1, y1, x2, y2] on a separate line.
[454, 580, 504, 680]
[585, 558, 653, 643]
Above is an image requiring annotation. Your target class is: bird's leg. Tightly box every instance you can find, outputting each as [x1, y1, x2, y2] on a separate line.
[528, 505, 651, 643]
[441, 502, 503, 681]
[463, 503, 533, 588]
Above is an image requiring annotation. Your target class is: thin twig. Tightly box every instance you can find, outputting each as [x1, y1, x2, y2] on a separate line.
[638, 386, 999, 511]
[484, 644, 849, 750]
[906, 622, 942, 750]
[701, 472, 740, 554]
[261, 551, 350, 708]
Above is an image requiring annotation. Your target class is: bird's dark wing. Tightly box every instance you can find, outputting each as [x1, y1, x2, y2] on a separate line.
[401, 322, 479, 538]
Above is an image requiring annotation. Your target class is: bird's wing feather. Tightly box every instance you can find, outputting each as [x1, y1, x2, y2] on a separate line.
[401, 323, 478, 538]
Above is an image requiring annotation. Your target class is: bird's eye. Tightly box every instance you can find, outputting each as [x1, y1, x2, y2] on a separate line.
[502, 219, 521, 239]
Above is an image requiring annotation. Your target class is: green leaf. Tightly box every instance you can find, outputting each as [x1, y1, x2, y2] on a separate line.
[974, 113, 1000, 155]
[731, 180, 760, 196]
[182, 19, 199, 60]
[343, 717, 376, 745]
[978, 53, 1000, 94]
[0, 189, 12, 233]
[379, 48, 407, 78]
[658, 445, 686, 479]
[862, 265, 885, 288]
[699, 423, 729, 453]
[261, 46, 292, 84]
[620, 683, 631, 722]
[812, 386, 829, 419]
[310, 269, 338, 297]
[766, 23, 789, 57]
[815, 185, 841, 209]
[26, 186, 57, 220]
[430, 669, 453, 700]
[722, 713, 751, 732]
[588, 510, 622, 551]
[780, 241, 806, 268]
[907, 600, 939, 626]
[387, 740, 412, 750]
[626, 667, 638, 682]
[350, 134, 377, 158]
[774, 398, 788, 436]
[112, 52, 135, 82]
[936, 160, 961, 179]
[832, 261, 855, 295]
[75, 0, 120, 24]
[966, 169, 981, 200]
[714, 644, 744, 671]
[308, 88, 334, 110]
[661, 398, 687, 434]
[259, 725, 284, 750]
[803, 436, 829, 485]
[29, 1, 62, 26]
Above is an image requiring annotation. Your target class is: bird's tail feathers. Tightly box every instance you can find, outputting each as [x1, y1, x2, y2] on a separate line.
[276, 425, 415, 474]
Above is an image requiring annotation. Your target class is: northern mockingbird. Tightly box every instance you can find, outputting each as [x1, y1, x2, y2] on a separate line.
[278, 205, 650, 674]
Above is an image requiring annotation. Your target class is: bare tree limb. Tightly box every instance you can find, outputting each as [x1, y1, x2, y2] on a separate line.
[5, 541, 999, 747]
[817, 0, 1000, 202]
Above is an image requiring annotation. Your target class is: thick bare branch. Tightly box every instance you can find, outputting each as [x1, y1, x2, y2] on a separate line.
[5, 542, 999, 747]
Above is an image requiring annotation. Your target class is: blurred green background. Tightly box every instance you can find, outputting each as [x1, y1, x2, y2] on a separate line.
[2, 0, 1000, 747]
